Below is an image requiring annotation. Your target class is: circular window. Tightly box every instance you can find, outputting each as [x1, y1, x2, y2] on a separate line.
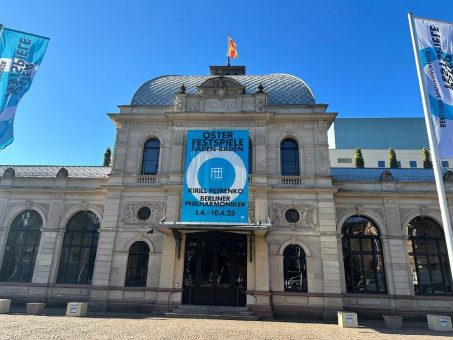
[285, 209, 300, 224]
[137, 207, 151, 221]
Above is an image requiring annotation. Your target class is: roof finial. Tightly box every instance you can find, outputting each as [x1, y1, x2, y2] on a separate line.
[179, 84, 186, 94]
[257, 82, 264, 93]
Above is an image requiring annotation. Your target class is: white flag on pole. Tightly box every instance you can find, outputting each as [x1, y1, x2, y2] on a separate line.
[413, 17, 453, 159]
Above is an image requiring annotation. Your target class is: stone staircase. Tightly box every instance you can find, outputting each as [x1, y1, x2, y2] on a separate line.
[164, 305, 259, 320]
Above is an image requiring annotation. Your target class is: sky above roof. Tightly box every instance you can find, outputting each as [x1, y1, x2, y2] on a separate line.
[1, 0, 453, 165]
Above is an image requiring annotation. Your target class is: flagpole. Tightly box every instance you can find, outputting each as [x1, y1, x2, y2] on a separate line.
[408, 12, 453, 280]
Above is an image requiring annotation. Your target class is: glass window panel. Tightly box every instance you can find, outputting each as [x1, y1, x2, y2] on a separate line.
[362, 255, 374, 271]
[57, 211, 100, 284]
[407, 216, 452, 295]
[361, 238, 372, 252]
[364, 272, 377, 293]
[284, 245, 307, 292]
[341, 215, 387, 294]
[0, 210, 42, 283]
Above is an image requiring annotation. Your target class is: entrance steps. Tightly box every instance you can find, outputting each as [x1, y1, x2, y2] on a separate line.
[165, 305, 259, 320]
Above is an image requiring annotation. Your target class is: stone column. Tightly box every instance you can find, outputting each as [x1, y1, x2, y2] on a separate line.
[90, 191, 121, 309]
[318, 193, 343, 315]
[0, 198, 9, 267]
[154, 233, 178, 313]
[250, 234, 272, 319]
[32, 194, 65, 285]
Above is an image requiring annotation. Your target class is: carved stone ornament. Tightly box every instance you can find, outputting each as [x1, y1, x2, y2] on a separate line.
[272, 203, 316, 228]
[248, 200, 255, 223]
[3, 167, 15, 178]
[335, 207, 353, 222]
[122, 202, 165, 225]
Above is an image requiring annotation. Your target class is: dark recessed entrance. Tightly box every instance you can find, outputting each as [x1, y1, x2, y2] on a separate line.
[182, 231, 247, 306]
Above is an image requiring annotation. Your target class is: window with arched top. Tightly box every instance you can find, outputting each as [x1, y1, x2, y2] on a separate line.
[283, 244, 307, 292]
[0, 210, 42, 282]
[342, 215, 387, 294]
[280, 138, 300, 176]
[57, 211, 100, 284]
[141, 138, 160, 175]
[248, 139, 253, 174]
[125, 241, 150, 287]
[407, 216, 452, 295]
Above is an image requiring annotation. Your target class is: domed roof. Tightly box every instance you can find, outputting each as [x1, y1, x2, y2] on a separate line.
[131, 74, 315, 106]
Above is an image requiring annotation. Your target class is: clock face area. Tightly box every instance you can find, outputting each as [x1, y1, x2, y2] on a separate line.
[137, 207, 151, 221]
[285, 209, 300, 224]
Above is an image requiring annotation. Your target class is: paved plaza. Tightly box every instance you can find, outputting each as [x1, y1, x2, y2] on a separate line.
[0, 314, 452, 340]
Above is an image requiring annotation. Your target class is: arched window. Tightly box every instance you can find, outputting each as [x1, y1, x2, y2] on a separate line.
[342, 215, 387, 294]
[248, 139, 253, 174]
[141, 138, 160, 175]
[57, 211, 100, 284]
[0, 210, 42, 282]
[125, 241, 150, 287]
[407, 216, 452, 295]
[280, 138, 300, 176]
[283, 244, 307, 292]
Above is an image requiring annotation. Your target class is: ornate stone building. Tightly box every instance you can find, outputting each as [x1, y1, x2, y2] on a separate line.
[0, 65, 452, 319]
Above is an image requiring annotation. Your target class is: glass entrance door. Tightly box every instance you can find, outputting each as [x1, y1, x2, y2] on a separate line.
[182, 231, 247, 306]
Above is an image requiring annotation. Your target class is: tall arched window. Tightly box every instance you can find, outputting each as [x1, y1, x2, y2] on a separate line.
[342, 215, 387, 294]
[141, 138, 160, 175]
[125, 241, 150, 287]
[0, 210, 42, 282]
[248, 138, 253, 174]
[280, 138, 300, 176]
[57, 211, 100, 284]
[407, 216, 452, 295]
[283, 244, 307, 292]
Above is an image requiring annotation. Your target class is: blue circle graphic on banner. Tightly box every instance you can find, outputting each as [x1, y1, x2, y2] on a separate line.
[197, 158, 235, 192]
[186, 151, 247, 202]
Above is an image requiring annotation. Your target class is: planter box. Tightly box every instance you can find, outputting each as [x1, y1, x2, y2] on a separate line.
[26, 303, 46, 315]
[0, 299, 11, 314]
[383, 315, 403, 329]
[65, 302, 88, 317]
[337, 311, 358, 328]
[427, 314, 452, 331]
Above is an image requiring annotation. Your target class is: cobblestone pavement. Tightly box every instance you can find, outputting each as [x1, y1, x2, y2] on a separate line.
[1, 314, 453, 340]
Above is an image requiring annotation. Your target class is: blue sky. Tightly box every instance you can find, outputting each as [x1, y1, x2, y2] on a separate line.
[1, 0, 453, 165]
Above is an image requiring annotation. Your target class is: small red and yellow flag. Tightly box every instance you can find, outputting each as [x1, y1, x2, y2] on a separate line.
[227, 35, 238, 59]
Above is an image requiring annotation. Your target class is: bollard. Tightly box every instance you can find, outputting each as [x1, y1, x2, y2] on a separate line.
[0, 299, 11, 314]
[427, 314, 453, 331]
[337, 311, 358, 328]
[27, 303, 46, 315]
[65, 302, 88, 317]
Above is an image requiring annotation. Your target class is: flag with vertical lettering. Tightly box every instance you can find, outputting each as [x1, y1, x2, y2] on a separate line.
[0, 27, 49, 149]
[413, 17, 453, 159]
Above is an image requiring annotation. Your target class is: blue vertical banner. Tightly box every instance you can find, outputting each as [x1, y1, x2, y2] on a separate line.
[413, 17, 453, 159]
[181, 130, 248, 223]
[0, 27, 49, 149]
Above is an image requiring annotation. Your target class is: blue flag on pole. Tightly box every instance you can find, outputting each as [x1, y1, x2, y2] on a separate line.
[0, 27, 49, 149]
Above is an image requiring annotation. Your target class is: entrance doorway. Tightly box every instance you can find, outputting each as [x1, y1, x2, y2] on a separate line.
[182, 231, 247, 306]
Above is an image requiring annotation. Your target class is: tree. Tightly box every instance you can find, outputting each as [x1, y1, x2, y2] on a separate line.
[422, 147, 433, 168]
[388, 148, 398, 168]
[353, 147, 365, 168]
[103, 147, 112, 166]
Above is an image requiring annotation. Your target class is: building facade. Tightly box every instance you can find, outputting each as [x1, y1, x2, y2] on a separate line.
[0, 66, 452, 319]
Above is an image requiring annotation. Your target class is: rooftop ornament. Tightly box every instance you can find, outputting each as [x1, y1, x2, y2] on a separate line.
[257, 82, 264, 93]
[3, 167, 15, 178]
[179, 84, 186, 94]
